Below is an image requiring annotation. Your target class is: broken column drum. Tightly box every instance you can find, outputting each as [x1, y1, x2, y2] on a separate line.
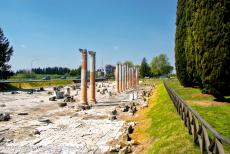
[116, 64, 120, 93]
[89, 51, 96, 103]
[79, 49, 88, 105]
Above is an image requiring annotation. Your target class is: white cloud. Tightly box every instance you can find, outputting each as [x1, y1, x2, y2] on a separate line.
[113, 45, 119, 50]
[20, 44, 27, 48]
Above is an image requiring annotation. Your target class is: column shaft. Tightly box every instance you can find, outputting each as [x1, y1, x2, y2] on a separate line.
[116, 64, 120, 93]
[119, 64, 123, 92]
[122, 65, 125, 91]
[80, 49, 88, 105]
[89, 51, 96, 103]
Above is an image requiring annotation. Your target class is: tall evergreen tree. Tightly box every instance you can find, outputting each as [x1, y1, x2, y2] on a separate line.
[139, 57, 151, 78]
[195, 0, 230, 99]
[0, 28, 14, 79]
[175, 0, 230, 99]
[175, 0, 193, 86]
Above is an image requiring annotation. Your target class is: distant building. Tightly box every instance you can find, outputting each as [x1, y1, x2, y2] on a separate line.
[96, 68, 104, 77]
[105, 64, 116, 75]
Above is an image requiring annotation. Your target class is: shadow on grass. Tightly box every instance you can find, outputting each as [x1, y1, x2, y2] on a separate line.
[0, 83, 34, 92]
[214, 97, 230, 103]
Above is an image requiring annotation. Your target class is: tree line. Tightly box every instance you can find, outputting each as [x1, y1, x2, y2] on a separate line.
[31, 67, 70, 75]
[175, 0, 230, 99]
[139, 54, 173, 78]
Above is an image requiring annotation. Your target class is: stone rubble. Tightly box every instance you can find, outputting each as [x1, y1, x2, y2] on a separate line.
[0, 81, 152, 154]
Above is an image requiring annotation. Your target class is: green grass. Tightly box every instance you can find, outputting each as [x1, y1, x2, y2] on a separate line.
[145, 80, 199, 154]
[0, 80, 74, 90]
[10, 73, 64, 80]
[167, 79, 214, 101]
[166, 79, 230, 153]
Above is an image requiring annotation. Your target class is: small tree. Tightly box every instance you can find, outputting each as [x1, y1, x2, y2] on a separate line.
[150, 54, 173, 76]
[139, 57, 151, 78]
[69, 66, 81, 76]
[123, 61, 134, 67]
[0, 28, 14, 79]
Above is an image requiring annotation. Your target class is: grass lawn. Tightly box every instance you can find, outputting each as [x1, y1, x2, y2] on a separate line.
[0, 80, 74, 90]
[131, 79, 199, 154]
[167, 79, 230, 153]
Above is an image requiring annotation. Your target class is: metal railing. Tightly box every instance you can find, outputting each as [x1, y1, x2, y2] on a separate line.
[164, 81, 230, 154]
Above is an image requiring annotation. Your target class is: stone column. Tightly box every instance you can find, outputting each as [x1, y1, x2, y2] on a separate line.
[128, 68, 131, 89]
[136, 67, 139, 86]
[129, 67, 133, 88]
[119, 64, 123, 92]
[89, 51, 96, 104]
[116, 63, 120, 93]
[127, 66, 129, 89]
[124, 65, 126, 91]
[79, 49, 88, 105]
[133, 67, 136, 88]
[126, 65, 129, 90]
[122, 65, 125, 92]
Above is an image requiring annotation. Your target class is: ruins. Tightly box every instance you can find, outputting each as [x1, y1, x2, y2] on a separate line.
[0, 50, 148, 154]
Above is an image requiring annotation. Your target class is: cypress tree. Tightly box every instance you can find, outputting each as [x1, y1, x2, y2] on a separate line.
[175, 0, 230, 99]
[196, 0, 230, 99]
[139, 57, 151, 78]
[175, 0, 193, 86]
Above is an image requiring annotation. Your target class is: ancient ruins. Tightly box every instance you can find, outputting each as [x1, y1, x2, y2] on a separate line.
[0, 50, 150, 154]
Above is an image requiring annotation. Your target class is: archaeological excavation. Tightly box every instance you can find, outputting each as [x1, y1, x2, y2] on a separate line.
[0, 50, 151, 154]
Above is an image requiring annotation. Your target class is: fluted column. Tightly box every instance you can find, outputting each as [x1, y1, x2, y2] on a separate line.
[124, 65, 126, 91]
[121, 65, 125, 91]
[89, 51, 96, 104]
[119, 64, 123, 92]
[80, 49, 88, 105]
[116, 63, 120, 93]
[126, 65, 128, 90]
[133, 67, 136, 88]
[128, 68, 131, 89]
[136, 67, 139, 86]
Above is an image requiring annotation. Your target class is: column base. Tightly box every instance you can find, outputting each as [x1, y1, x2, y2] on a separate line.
[89, 99, 97, 104]
[78, 104, 91, 110]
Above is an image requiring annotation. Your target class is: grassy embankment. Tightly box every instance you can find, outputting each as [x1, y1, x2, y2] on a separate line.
[167, 79, 230, 153]
[0, 80, 74, 90]
[130, 79, 199, 154]
[10, 74, 66, 80]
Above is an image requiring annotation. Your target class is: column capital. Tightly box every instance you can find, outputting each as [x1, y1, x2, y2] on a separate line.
[88, 51, 96, 56]
[79, 48, 87, 54]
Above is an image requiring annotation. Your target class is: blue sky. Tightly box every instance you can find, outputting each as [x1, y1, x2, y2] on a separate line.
[0, 0, 177, 71]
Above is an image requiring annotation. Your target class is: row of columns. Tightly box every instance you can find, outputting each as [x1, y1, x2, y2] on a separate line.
[116, 63, 139, 93]
[79, 49, 96, 106]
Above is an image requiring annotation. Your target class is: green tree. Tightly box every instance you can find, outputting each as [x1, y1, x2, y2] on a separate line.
[69, 66, 81, 76]
[150, 54, 173, 76]
[0, 28, 14, 79]
[174, 0, 194, 86]
[139, 57, 151, 78]
[175, 0, 230, 100]
[123, 61, 134, 67]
